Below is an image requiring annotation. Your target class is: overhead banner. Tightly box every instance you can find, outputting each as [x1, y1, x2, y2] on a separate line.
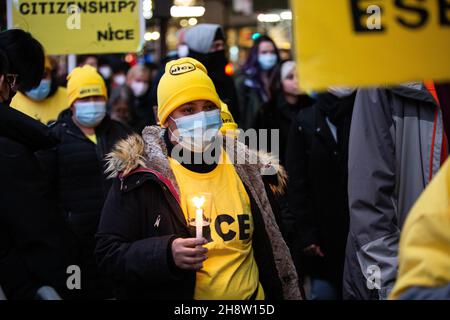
[7, 0, 144, 55]
[292, 0, 450, 91]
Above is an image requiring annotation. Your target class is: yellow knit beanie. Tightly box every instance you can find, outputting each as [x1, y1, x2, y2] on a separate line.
[157, 57, 221, 126]
[67, 65, 107, 107]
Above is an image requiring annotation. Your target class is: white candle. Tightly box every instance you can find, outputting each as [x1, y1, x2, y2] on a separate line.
[196, 208, 203, 239]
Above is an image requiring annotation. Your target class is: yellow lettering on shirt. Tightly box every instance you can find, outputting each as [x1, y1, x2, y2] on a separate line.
[168, 149, 264, 300]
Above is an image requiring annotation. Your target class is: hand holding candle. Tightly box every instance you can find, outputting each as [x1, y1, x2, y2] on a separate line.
[187, 193, 212, 240]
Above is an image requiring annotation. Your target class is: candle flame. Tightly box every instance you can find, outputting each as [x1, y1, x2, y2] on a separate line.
[192, 196, 205, 209]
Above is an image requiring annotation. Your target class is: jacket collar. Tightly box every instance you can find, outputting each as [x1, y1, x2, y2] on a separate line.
[389, 83, 438, 106]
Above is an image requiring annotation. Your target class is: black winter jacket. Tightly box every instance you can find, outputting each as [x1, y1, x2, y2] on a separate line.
[37, 109, 131, 298]
[284, 93, 355, 292]
[254, 92, 316, 165]
[0, 105, 75, 299]
[39, 110, 131, 243]
[96, 167, 285, 300]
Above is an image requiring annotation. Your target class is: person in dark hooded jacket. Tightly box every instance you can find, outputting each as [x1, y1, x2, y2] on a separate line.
[37, 65, 131, 299]
[0, 29, 75, 300]
[235, 35, 281, 130]
[254, 60, 315, 165]
[285, 88, 356, 300]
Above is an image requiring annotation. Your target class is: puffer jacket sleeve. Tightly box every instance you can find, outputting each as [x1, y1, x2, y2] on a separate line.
[95, 178, 184, 286]
[390, 159, 450, 299]
[345, 88, 400, 300]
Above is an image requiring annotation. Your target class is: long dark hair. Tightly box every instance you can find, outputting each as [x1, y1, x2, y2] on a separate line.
[243, 35, 280, 77]
[242, 35, 280, 100]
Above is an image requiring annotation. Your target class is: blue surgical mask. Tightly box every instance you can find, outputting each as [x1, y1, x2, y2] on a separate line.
[170, 109, 222, 152]
[74, 101, 106, 128]
[258, 53, 277, 71]
[25, 79, 51, 101]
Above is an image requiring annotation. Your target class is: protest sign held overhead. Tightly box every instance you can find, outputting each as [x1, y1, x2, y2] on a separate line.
[7, 0, 144, 54]
[292, 0, 450, 90]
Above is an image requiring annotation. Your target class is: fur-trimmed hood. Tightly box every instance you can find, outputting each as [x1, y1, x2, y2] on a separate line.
[105, 126, 301, 300]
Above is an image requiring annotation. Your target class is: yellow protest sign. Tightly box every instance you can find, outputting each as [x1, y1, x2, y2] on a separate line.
[7, 0, 144, 55]
[292, 0, 450, 91]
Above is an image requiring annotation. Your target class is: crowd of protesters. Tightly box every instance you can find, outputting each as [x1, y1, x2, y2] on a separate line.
[1, 25, 450, 301]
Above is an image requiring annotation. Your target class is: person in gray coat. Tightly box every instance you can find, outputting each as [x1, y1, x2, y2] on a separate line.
[344, 83, 448, 300]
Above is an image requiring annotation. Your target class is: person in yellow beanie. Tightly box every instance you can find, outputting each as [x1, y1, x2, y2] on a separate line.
[11, 56, 68, 124]
[95, 57, 301, 300]
[36, 64, 132, 299]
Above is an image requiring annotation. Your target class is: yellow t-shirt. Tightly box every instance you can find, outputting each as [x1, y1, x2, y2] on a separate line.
[168, 149, 264, 300]
[11, 87, 68, 125]
[86, 133, 97, 144]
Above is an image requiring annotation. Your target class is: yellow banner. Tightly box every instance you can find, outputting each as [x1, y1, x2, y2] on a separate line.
[8, 0, 144, 55]
[292, 0, 450, 91]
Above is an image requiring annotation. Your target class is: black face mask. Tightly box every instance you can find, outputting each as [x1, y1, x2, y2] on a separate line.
[189, 49, 228, 78]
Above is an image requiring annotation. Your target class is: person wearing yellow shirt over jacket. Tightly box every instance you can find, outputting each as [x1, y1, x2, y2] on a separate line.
[36, 65, 132, 299]
[390, 158, 450, 300]
[95, 57, 301, 300]
[11, 56, 67, 125]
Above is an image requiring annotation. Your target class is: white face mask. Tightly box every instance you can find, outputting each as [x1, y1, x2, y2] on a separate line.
[99, 66, 112, 80]
[130, 81, 149, 97]
[327, 86, 356, 98]
[169, 110, 222, 153]
[177, 44, 189, 58]
[113, 74, 126, 86]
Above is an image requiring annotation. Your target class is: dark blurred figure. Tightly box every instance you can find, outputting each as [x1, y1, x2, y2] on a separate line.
[254, 60, 315, 164]
[235, 35, 280, 130]
[0, 29, 75, 300]
[145, 62, 159, 84]
[285, 87, 356, 300]
[76, 54, 98, 69]
[108, 85, 133, 128]
[98, 57, 113, 95]
[37, 65, 132, 299]
[126, 64, 155, 132]
[184, 24, 240, 121]
[150, 28, 187, 113]
[434, 82, 450, 139]
[110, 60, 129, 90]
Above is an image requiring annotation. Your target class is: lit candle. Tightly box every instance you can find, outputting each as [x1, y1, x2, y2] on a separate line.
[192, 196, 206, 239]
[195, 207, 203, 239]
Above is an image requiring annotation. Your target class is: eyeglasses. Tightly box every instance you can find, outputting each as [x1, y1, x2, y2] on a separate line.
[5, 74, 19, 90]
